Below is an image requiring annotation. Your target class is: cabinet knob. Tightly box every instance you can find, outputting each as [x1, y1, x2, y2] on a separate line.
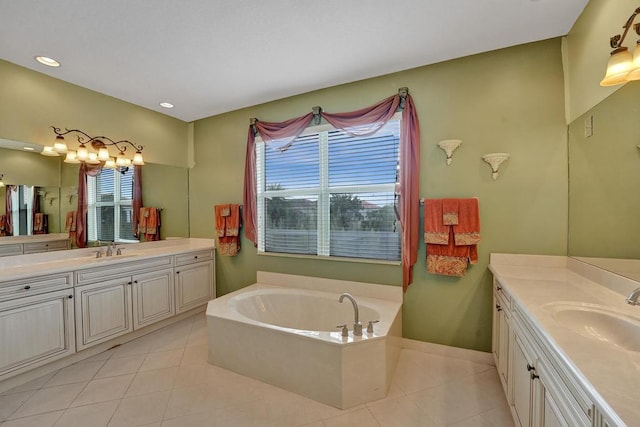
[68, 295, 73, 299]
[495, 304, 502, 312]
[176, 271, 180, 274]
[496, 285, 502, 291]
[127, 281, 132, 285]
[134, 280, 138, 284]
[24, 285, 31, 290]
[530, 372, 539, 380]
[195, 255, 198, 259]
[526, 363, 535, 372]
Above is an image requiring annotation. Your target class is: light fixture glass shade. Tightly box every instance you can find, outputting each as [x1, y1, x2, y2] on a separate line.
[626, 43, 640, 81]
[41, 146, 59, 157]
[53, 136, 68, 153]
[76, 144, 89, 161]
[103, 158, 116, 169]
[98, 147, 110, 161]
[601, 47, 633, 86]
[115, 151, 127, 166]
[64, 151, 80, 164]
[86, 152, 101, 165]
[132, 151, 145, 165]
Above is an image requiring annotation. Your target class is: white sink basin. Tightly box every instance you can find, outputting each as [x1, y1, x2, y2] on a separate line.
[544, 302, 640, 352]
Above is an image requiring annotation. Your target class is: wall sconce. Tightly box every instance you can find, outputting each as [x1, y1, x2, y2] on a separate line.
[482, 153, 510, 180]
[46, 197, 57, 206]
[43, 126, 145, 173]
[0, 174, 4, 188]
[601, 7, 640, 86]
[437, 139, 462, 165]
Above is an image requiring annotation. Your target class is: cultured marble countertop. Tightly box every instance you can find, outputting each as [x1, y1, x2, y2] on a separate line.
[489, 254, 640, 426]
[0, 238, 216, 282]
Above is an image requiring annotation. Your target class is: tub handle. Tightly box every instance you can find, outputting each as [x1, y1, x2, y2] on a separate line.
[336, 324, 349, 337]
[366, 320, 379, 333]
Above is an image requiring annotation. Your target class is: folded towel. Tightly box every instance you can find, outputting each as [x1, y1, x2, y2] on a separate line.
[34, 213, 44, 231]
[225, 204, 240, 237]
[214, 205, 227, 238]
[0, 214, 5, 236]
[423, 199, 449, 244]
[65, 211, 77, 232]
[442, 199, 459, 226]
[427, 228, 472, 277]
[138, 207, 149, 234]
[453, 198, 480, 246]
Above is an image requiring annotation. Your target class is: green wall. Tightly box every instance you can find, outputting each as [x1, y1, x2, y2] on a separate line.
[0, 60, 189, 167]
[190, 38, 568, 352]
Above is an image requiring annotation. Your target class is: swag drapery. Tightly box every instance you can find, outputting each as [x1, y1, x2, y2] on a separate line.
[75, 165, 143, 248]
[242, 92, 421, 290]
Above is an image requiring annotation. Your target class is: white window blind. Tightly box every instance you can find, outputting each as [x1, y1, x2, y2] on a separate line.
[87, 168, 137, 243]
[256, 116, 401, 261]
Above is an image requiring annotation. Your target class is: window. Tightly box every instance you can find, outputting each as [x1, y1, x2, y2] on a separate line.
[87, 168, 138, 243]
[256, 116, 401, 261]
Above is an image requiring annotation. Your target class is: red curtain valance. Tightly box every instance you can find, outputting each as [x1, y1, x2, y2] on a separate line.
[242, 93, 420, 290]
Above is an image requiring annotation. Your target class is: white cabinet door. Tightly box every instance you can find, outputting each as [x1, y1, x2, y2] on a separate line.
[0, 289, 75, 379]
[175, 261, 214, 314]
[132, 268, 175, 330]
[75, 278, 133, 351]
[512, 335, 535, 427]
[543, 391, 568, 427]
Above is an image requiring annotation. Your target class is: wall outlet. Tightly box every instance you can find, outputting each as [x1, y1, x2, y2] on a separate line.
[585, 114, 594, 138]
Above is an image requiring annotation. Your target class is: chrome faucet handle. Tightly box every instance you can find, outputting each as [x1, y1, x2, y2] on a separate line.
[95, 250, 103, 259]
[366, 320, 379, 333]
[336, 324, 349, 337]
[116, 247, 123, 256]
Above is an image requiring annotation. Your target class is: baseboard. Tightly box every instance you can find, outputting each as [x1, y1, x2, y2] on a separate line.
[401, 338, 495, 366]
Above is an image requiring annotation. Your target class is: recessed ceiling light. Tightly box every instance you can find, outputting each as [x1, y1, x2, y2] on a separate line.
[23, 147, 34, 151]
[35, 56, 61, 67]
[159, 102, 174, 109]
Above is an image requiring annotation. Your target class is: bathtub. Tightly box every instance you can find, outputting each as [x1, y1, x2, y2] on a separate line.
[206, 272, 402, 409]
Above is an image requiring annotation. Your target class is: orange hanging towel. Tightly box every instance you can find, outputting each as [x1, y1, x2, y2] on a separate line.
[214, 204, 241, 256]
[424, 198, 480, 277]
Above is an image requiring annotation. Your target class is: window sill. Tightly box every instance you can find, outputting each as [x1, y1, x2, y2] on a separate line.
[257, 250, 401, 266]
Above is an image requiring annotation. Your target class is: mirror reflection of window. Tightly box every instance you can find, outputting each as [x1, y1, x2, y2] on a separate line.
[10, 185, 34, 236]
[87, 168, 138, 244]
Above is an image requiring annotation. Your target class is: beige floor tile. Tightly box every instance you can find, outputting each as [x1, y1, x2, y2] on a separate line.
[171, 365, 218, 389]
[323, 407, 380, 427]
[126, 367, 179, 397]
[163, 383, 226, 419]
[160, 409, 221, 427]
[9, 383, 86, 419]
[94, 355, 146, 379]
[0, 373, 55, 396]
[148, 335, 189, 353]
[70, 374, 134, 408]
[0, 410, 64, 427]
[139, 349, 184, 372]
[367, 395, 436, 427]
[0, 391, 35, 421]
[109, 340, 152, 360]
[107, 390, 171, 427]
[77, 349, 116, 364]
[180, 344, 208, 366]
[44, 361, 105, 388]
[53, 400, 119, 427]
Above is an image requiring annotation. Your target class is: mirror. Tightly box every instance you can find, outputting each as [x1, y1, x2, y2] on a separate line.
[568, 81, 640, 280]
[0, 185, 61, 235]
[0, 140, 189, 248]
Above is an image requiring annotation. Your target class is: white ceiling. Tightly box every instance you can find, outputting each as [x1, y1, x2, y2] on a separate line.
[0, 0, 588, 123]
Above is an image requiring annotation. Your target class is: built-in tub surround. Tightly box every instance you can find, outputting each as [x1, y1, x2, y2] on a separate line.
[490, 254, 640, 426]
[206, 272, 402, 409]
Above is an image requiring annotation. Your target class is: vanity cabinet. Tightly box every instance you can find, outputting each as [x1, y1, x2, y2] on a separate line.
[0, 288, 75, 379]
[23, 239, 69, 254]
[74, 256, 176, 350]
[174, 249, 215, 314]
[492, 277, 594, 427]
[492, 279, 511, 397]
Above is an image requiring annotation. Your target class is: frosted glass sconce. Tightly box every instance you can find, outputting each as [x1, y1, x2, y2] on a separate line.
[437, 139, 462, 165]
[482, 153, 510, 180]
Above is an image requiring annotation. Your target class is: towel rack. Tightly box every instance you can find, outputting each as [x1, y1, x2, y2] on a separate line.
[419, 197, 479, 205]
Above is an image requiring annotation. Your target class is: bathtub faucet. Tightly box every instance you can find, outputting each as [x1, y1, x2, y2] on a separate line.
[338, 293, 362, 336]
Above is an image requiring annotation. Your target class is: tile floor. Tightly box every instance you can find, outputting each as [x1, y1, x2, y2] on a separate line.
[0, 312, 514, 426]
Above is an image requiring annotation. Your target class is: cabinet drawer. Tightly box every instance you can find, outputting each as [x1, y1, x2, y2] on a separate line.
[75, 256, 174, 285]
[23, 240, 69, 254]
[175, 250, 214, 266]
[494, 279, 511, 306]
[0, 272, 74, 302]
[0, 244, 23, 257]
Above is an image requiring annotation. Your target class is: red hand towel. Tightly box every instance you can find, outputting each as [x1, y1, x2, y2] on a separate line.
[423, 199, 449, 244]
[427, 228, 471, 277]
[453, 198, 480, 246]
[225, 204, 240, 237]
[214, 205, 227, 238]
[442, 199, 459, 226]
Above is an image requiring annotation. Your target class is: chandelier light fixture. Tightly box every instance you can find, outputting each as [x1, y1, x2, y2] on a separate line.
[601, 7, 640, 86]
[44, 126, 144, 172]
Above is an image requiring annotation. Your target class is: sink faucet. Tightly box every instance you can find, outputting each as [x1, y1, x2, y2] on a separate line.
[338, 293, 362, 336]
[626, 287, 640, 306]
